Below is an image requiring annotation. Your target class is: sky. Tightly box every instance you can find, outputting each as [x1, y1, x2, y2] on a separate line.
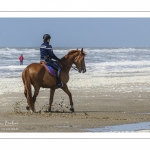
[1, 18, 150, 48]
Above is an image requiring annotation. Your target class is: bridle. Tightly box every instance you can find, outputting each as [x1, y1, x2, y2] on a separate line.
[61, 61, 79, 71]
[60, 55, 85, 72]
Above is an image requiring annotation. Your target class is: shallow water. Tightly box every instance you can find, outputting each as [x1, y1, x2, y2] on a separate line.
[86, 122, 150, 132]
[1, 47, 150, 78]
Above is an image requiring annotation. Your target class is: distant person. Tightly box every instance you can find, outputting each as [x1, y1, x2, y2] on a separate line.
[19, 54, 24, 65]
[40, 34, 63, 87]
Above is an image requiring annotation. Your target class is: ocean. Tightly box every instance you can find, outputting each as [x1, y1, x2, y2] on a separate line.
[0, 47, 150, 94]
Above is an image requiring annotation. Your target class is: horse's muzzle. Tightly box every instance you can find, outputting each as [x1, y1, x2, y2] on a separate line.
[79, 67, 86, 73]
[82, 69, 86, 73]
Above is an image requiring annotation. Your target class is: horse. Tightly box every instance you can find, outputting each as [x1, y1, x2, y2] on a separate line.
[22, 48, 86, 113]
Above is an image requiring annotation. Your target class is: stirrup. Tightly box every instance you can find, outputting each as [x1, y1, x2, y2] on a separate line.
[57, 82, 64, 87]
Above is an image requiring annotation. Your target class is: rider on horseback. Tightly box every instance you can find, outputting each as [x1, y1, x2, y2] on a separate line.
[40, 34, 63, 87]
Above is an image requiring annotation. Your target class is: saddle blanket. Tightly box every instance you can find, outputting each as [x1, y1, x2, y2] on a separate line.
[42, 64, 56, 77]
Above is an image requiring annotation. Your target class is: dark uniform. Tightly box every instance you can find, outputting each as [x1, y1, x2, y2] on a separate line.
[40, 34, 63, 87]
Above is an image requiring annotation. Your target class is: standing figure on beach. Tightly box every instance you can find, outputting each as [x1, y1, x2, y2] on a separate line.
[19, 54, 24, 65]
[40, 34, 63, 87]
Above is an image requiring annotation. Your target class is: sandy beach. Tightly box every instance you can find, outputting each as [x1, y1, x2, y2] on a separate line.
[1, 74, 150, 132]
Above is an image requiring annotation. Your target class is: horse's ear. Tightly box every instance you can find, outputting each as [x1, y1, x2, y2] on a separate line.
[81, 48, 83, 53]
[77, 48, 78, 50]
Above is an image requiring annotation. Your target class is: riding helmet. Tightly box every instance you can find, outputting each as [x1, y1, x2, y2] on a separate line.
[43, 34, 51, 41]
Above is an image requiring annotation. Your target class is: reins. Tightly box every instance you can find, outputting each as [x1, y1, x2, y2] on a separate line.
[71, 65, 79, 71]
[60, 61, 79, 71]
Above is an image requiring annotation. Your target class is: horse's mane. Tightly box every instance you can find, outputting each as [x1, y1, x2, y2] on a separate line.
[68, 50, 86, 56]
[61, 49, 86, 61]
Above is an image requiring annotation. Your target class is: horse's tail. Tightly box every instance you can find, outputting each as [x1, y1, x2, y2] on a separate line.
[22, 68, 34, 112]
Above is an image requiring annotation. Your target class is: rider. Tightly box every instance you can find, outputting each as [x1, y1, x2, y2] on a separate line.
[40, 34, 63, 87]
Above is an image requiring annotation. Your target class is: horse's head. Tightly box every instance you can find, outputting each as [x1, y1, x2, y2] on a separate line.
[74, 48, 86, 73]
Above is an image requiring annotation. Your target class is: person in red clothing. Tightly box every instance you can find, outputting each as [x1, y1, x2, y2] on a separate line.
[19, 54, 24, 65]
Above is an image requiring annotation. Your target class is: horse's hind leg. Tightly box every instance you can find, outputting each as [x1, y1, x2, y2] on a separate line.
[26, 85, 40, 112]
[32, 86, 40, 112]
[61, 85, 74, 112]
[48, 88, 55, 112]
[32, 86, 40, 103]
[24, 85, 27, 98]
[24, 85, 30, 110]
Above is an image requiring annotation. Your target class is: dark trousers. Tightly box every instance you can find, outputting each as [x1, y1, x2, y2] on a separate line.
[46, 61, 61, 83]
[20, 61, 23, 65]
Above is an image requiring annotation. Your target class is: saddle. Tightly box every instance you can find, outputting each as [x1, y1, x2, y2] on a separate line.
[40, 61, 57, 77]
[40, 60, 62, 67]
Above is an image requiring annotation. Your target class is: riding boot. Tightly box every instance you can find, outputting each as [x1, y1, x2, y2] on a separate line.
[57, 70, 64, 87]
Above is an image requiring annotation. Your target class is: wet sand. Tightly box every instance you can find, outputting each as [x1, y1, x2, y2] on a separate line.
[0, 84, 150, 132]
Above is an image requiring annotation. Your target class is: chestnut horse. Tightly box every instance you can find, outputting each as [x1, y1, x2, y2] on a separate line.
[22, 48, 86, 113]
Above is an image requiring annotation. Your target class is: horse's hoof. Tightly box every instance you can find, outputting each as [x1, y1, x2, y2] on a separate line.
[35, 110, 41, 113]
[70, 108, 74, 112]
[30, 110, 33, 114]
[26, 106, 30, 110]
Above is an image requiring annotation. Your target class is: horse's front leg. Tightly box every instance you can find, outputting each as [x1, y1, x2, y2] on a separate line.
[48, 88, 55, 112]
[61, 85, 74, 112]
